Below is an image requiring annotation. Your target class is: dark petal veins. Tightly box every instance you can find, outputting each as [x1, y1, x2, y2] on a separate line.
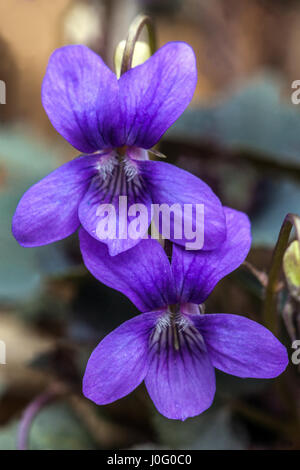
[145, 314, 216, 420]
[79, 157, 152, 255]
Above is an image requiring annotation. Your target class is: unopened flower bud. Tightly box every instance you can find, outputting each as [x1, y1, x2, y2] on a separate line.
[114, 40, 151, 78]
[283, 240, 300, 301]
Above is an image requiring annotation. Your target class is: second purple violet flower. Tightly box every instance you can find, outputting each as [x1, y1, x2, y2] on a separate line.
[79, 208, 288, 420]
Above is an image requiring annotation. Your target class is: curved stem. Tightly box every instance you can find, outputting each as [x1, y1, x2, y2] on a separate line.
[120, 14, 156, 76]
[17, 384, 65, 450]
[263, 213, 300, 333]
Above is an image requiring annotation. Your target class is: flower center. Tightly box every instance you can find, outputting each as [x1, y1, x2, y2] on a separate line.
[92, 150, 145, 209]
[150, 308, 204, 353]
[96, 151, 138, 183]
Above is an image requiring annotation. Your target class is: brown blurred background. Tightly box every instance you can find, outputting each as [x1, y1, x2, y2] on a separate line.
[2, 0, 300, 133]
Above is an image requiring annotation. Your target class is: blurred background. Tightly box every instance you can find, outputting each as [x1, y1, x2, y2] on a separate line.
[0, 0, 300, 450]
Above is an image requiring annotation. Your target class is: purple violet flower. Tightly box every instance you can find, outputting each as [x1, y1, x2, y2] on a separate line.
[79, 207, 288, 420]
[12, 42, 226, 255]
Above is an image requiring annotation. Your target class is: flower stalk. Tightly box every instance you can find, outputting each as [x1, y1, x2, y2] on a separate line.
[17, 384, 66, 450]
[263, 213, 300, 334]
[120, 14, 156, 75]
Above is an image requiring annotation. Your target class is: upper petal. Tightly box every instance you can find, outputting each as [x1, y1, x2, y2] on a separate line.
[138, 160, 226, 251]
[79, 232, 175, 312]
[193, 314, 288, 378]
[42, 45, 121, 153]
[78, 157, 152, 255]
[12, 155, 98, 247]
[145, 316, 216, 420]
[171, 207, 251, 304]
[119, 42, 197, 149]
[83, 311, 158, 405]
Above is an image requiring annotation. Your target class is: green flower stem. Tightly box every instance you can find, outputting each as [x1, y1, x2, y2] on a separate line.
[120, 14, 156, 76]
[263, 213, 300, 334]
[120, 15, 160, 247]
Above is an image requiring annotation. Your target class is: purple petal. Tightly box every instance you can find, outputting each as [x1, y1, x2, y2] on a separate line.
[12, 156, 98, 247]
[78, 158, 152, 255]
[42, 45, 121, 153]
[119, 42, 197, 149]
[145, 317, 216, 420]
[193, 314, 288, 378]
[79, 232, 175, 312]
[172, 207, 251, 304]
[83, 312, 159, 405]
[138, 160, 226, 250]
